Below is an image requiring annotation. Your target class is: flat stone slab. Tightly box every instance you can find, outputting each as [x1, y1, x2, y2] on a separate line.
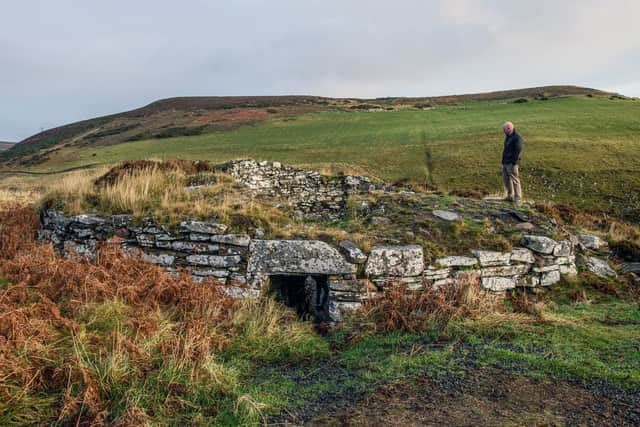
[432, 210, 460, 221]
[179, 220, 227, 235]
[583, 256, 616, 278]
[210, 234, 251, 247]
[481, 276, 516, 291]
[578, 234, 609, 251]
[338, 240, 368, 264]
[435, 256, 478, 268]
[365, 245, 424, 277]
[471, 250, 511, 267]
[480, 264, 530, 277]
[510, 248, 536, 264]
[520, 235, 558, 255]
[540, 270, 561, 286]
[186, 254, 242, 268]
[247, 240, 356, 275]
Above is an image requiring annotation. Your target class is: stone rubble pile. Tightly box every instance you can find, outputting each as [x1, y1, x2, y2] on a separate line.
[218, 160, 380, 220]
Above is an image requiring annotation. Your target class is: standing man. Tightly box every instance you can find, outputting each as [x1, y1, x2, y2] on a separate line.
[501, 121, 523, 205]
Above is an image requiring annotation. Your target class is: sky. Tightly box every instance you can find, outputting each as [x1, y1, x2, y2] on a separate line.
[1, 0, 639, 141]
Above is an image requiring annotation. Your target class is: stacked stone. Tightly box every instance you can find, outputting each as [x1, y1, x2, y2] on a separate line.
[219, 160, 376, 220]
[364, 245, 426, 290]
[425, 235, 578, 292]
[246, 239, 360, 321]
[40, 210, 250, 286]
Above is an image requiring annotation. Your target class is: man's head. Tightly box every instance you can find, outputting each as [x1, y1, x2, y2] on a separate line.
[503, 121, 514, 135]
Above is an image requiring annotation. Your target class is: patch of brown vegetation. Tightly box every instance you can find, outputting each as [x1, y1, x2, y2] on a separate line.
[349, 274, 502, 334]
[93, 159, 214, 187]
[0, 205, 237, 424]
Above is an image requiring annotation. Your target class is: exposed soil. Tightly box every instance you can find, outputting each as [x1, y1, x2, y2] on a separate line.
[301, 368, 639, 426]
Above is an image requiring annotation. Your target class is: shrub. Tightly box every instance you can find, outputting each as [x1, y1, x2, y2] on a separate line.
[348, 273, 501, 335]
[0, 205, 259, 424]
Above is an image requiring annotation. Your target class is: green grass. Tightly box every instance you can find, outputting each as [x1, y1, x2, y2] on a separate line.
[25, 96, 640, 218]
[211, 285, 640, 424]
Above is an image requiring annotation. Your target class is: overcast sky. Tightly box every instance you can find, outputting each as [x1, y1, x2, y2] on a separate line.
[1, 0, 639, 141]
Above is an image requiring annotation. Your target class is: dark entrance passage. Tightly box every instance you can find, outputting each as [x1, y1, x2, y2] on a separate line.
[268, 274, 329, 320]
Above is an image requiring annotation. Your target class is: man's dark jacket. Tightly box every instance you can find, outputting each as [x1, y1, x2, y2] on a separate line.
[502, 130, 523, 165]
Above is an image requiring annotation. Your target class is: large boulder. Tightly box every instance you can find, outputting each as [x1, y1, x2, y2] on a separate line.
[247, 240, 357, 275]
[365, 245, 424, 277]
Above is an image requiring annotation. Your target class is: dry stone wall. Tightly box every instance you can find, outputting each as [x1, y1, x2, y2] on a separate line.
[40, 160, 623, 322]
[39, 207, 582, 322]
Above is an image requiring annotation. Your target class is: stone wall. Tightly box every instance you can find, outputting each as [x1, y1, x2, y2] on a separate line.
[39, 207, 584, 322]
[217, 160, 379, 220]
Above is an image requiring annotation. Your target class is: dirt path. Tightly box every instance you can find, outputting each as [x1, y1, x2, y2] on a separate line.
[300, 368, 639, 426]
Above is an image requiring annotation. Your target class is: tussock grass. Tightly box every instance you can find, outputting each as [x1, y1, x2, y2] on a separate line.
[229, 297, 330, 362]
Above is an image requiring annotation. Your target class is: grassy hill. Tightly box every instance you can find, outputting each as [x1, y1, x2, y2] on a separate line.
[0, 85, 612, 165]
[2, 86, 638, 220]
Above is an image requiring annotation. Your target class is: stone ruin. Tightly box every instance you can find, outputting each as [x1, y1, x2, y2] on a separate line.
[38, 160, 618, 322]
[218, 160, 381, 220]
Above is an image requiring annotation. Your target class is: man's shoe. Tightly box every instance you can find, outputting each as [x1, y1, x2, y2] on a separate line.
[513, 199, 523, 207]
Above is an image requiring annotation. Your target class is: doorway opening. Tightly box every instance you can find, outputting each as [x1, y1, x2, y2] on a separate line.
[268, 274, 329, 320]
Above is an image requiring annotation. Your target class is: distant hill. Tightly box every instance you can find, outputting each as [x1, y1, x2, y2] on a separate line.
[0, 85, 617, 166]
[0, 142, 15, 152]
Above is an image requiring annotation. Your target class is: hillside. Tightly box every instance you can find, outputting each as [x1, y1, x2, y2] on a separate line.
[0, 85, 614, 165]
[0, 142, 14, 152]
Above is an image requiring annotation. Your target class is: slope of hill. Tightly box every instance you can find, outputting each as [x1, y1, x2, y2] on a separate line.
[0, 85, 614, 166]
[0, 142, 14, 152]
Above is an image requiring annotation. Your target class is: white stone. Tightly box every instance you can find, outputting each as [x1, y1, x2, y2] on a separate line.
[583, 256, 616, 278]
[180, 220, 227, 235]
[480, 264, 530, 277]
[559, 263, 578, 276]
[481, 276, 516, 291]
[520, 235, 557, 255]
[338, 241, 368, 264]
[578, 234, 609, 251]
[435, 256, 478, 268]
[140, 252, 175, 266]
[432, 210, 460, 221]
[553, 240, 573, 257]
[210, 234, 251, 247]
[186, 254, 242, 268]
[540, 270, 561, 286]
[248, 240, 357, 275]
[510, 248, 536, 264]
[365, 245, 424, 277]
[472, 250, 511, 267]
[533, 264, 560, 273]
